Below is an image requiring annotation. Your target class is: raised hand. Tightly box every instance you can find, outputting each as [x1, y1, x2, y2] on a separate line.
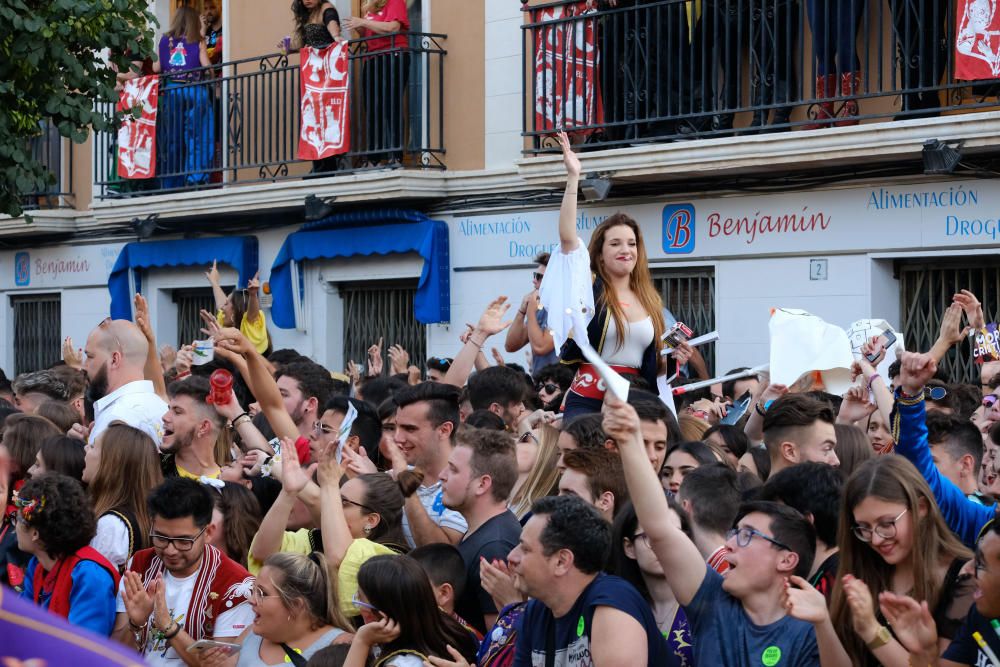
[938, 302, 971, 346]
[247, 272, 261, 295]
[160, 344, 177, 373]
[367, 338, 384, 377]
[954, 289, 986, 329]
[555, 130, 581, 179]
[212, 383, 245, 421]
[671, 340, 694, 367]
[205, 259, 220, 286]
[407, 365, 421, 385]
[175, 345, 194, 375]
[388, 344, 409, 375]
[491, 347, 506, 366]
[474, 297, 513, 339]
[62, 336, 83, 370]
[860, 335, 886, 368]
[341, 444, 378, 477]
[214, 326, 255, 357]
[878, 591, 938, 657]
[199, 308, 224, 340]
[601, 394, 642, 445]
[899, 351, 938, 397]
[134, 293, 155, 343]
[842, 574, 880, 643]
[121, 570, 154, 627]
[480, 558, 524, 609]
[838, 385, 876, 424]
[781, 576, 829, 625]
[316, 442, 345, 487]
[280, 437, 316, 495]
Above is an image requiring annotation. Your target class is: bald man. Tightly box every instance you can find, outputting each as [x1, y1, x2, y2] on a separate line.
[82, 318, 167, 446]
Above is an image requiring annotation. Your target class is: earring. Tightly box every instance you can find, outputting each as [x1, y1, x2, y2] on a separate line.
[363, 525, 372, 535]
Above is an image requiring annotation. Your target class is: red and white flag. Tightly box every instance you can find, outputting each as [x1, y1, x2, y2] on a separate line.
[117, 74, 158, 179]
[298, 41, 350, 160]
[955, 0, 1000, 80]
[532, 2, 603, 136]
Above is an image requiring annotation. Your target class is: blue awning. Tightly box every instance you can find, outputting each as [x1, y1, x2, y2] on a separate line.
[108, 237, 259, 320]
[270, 209, 450, 329]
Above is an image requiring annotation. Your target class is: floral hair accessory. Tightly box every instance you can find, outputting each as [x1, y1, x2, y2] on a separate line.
[13, 495, 45, 522]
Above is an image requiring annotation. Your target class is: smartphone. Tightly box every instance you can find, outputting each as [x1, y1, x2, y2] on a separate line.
[662, 322, 694, 349]
[721, 390, 752, 425]
[865, 331, 897, 363]
[187, 640, 242, 654]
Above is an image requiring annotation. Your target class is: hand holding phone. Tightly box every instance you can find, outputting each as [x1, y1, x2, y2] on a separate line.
[864, 331, 897, 364]
[187, 639, 242, 654]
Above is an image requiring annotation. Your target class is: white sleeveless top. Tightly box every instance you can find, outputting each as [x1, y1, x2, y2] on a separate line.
[602, 315, 654, 368]
[236, 627, 345, 666]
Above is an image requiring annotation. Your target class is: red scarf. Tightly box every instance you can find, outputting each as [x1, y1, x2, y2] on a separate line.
[32, 546, 119, 619]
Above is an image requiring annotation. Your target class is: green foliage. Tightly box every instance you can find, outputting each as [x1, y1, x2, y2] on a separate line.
[0, 0, 156, 217]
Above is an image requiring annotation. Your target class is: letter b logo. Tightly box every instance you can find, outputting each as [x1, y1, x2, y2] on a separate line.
[662, 204, 695, 254]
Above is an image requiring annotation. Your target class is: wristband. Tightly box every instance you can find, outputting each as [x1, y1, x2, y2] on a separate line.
[175, 371, 191, 380]
[754, 403, 767, 417]
[163, 621, 182, 640]
[866, 373, 881, 390]
[128, 618, 148, 631]
[469, 337, 485, 349]
[230, 413, 251, 429]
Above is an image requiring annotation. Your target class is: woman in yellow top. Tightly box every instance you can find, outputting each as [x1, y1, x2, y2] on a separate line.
[206, 260, 272, 355]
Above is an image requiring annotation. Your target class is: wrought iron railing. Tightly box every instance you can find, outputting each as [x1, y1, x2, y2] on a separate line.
[23, 119, 71, 210]
[523, 0, 1000, 151]
[93, 32, 446, 198]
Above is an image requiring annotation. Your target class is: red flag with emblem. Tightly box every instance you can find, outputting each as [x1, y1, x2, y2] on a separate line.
[298, 41, 351, 160]
[955, 0, 1000, 80]
[117, 74, 158, 179]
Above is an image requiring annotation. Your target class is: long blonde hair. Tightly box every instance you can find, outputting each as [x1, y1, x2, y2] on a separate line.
[265, 552, 353, 632]
[88, 422, 164, 545]
[588, 214, 665, 364]
[830, 456, 970, 663]
[509, 425, 560, 519]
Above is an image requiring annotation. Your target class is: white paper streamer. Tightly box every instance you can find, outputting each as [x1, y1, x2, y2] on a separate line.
[335, 401, 358, 463]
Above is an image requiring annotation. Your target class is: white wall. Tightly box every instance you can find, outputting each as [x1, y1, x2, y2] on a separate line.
[483, 0, 523, 169]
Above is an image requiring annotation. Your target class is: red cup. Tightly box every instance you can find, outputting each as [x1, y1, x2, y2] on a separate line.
[209, 369, 233, 406]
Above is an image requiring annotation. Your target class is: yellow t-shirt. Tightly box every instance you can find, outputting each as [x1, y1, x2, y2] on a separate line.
[176, 463, 221, 480]
[217, 309, 270, 354]
[246, 531, 395, 617]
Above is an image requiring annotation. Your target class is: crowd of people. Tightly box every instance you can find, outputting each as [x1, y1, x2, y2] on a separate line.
[6, 137, 1000, 667]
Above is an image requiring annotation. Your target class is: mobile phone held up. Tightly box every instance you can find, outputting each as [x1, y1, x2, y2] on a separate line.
[663, 322, 694, 350]
[865, 331, 897, 363]
[188, 639, 242, 654]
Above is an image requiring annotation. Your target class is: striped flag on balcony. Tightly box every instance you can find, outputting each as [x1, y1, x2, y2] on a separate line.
[298, 40, 351, 160]
[117, 75, 159, 179]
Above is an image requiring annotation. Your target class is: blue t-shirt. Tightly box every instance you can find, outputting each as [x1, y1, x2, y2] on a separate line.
[943, 606, 1000, 666]
[512, 572, 674, 667]
[684, 565, 820, 667]
[22, 557, 118, 637]
[531, 308, 559, 376]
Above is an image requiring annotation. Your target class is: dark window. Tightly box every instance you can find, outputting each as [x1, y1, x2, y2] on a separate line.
[341, 279, 425, 375]
[12, 293, 61, 374]
[653, 268, 716, 376]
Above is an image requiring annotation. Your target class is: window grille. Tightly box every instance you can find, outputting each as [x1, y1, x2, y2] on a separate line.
[12, 293, 61, 374]
[174, 288, 217, 348]
[652, 268, 716, 376]
[341, 280, 426, 375]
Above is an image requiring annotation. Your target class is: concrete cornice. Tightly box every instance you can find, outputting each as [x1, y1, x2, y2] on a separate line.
[515, 112, 1000, 185]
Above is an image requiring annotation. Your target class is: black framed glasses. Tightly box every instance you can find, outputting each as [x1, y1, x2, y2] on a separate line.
[150, 525, 208, 551]
[341, 496, 375, 513]
[852, 508, 908, 543]
[727, 526, 792, 552]
[632, 532, 650, 548]
[535, 382, 559, 394]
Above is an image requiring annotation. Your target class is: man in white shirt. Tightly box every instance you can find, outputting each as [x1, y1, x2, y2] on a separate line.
[393, 382, 468, 547]
[80, 318, 166, 446]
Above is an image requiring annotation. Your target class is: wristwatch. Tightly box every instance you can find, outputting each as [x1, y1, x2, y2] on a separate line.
[866, 625, 892, 650]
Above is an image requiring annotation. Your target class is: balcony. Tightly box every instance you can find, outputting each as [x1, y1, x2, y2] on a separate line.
[91, 32, 446, 200]
[520, 0, 1000, 184]
[23, 119, 72, 211]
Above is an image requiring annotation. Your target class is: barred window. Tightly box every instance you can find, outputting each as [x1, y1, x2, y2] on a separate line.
[341, 280, 426, 374]
[12, 293, 61, 374]
[653, 268, 716, 377]
[173, 288, 217, 349]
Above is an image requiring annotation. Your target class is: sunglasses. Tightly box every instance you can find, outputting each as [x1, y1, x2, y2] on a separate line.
[985, 395, 998, 409]
[532, 272, 544, 282]
[535, 382, 559, 394]
[925, 386, 948, 401]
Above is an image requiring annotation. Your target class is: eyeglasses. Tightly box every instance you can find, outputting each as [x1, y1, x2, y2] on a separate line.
[341, 496, 374, 513]
[517, 431, 539, 445]
[535, 382, 559, 394]
[632, 532, 650, 548]
[726, 526, 792, 552]
[925, 386, 948, 401]
[532, 272, 544, 283]
[984, 395, 998, 409]
[150, 525, 208, 551]
[313, 420, 336, 436]
[251, 585, 282, 605]
[351, 592, 379, 613]
[852, 508, 908, 543]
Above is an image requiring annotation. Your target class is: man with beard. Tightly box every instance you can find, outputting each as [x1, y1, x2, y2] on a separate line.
[274, 361, 335, 449]
[160, 376, 224, 479]
[80, 318, 167, 447]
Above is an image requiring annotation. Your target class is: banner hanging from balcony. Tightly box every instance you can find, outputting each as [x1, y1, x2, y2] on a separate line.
[117, 75, 159, 179]
[956, 0, 1000, 79]
[297, 41, 350, 159]
[532, 2, 603, 136]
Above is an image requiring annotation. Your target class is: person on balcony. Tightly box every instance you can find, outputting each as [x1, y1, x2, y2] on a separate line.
[889, 0, 947, 119]
[289, 0, 342, 174]
[343, 0, 411, 167]
[804, 0, 864, 129]
[153, 6, 215, 189]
